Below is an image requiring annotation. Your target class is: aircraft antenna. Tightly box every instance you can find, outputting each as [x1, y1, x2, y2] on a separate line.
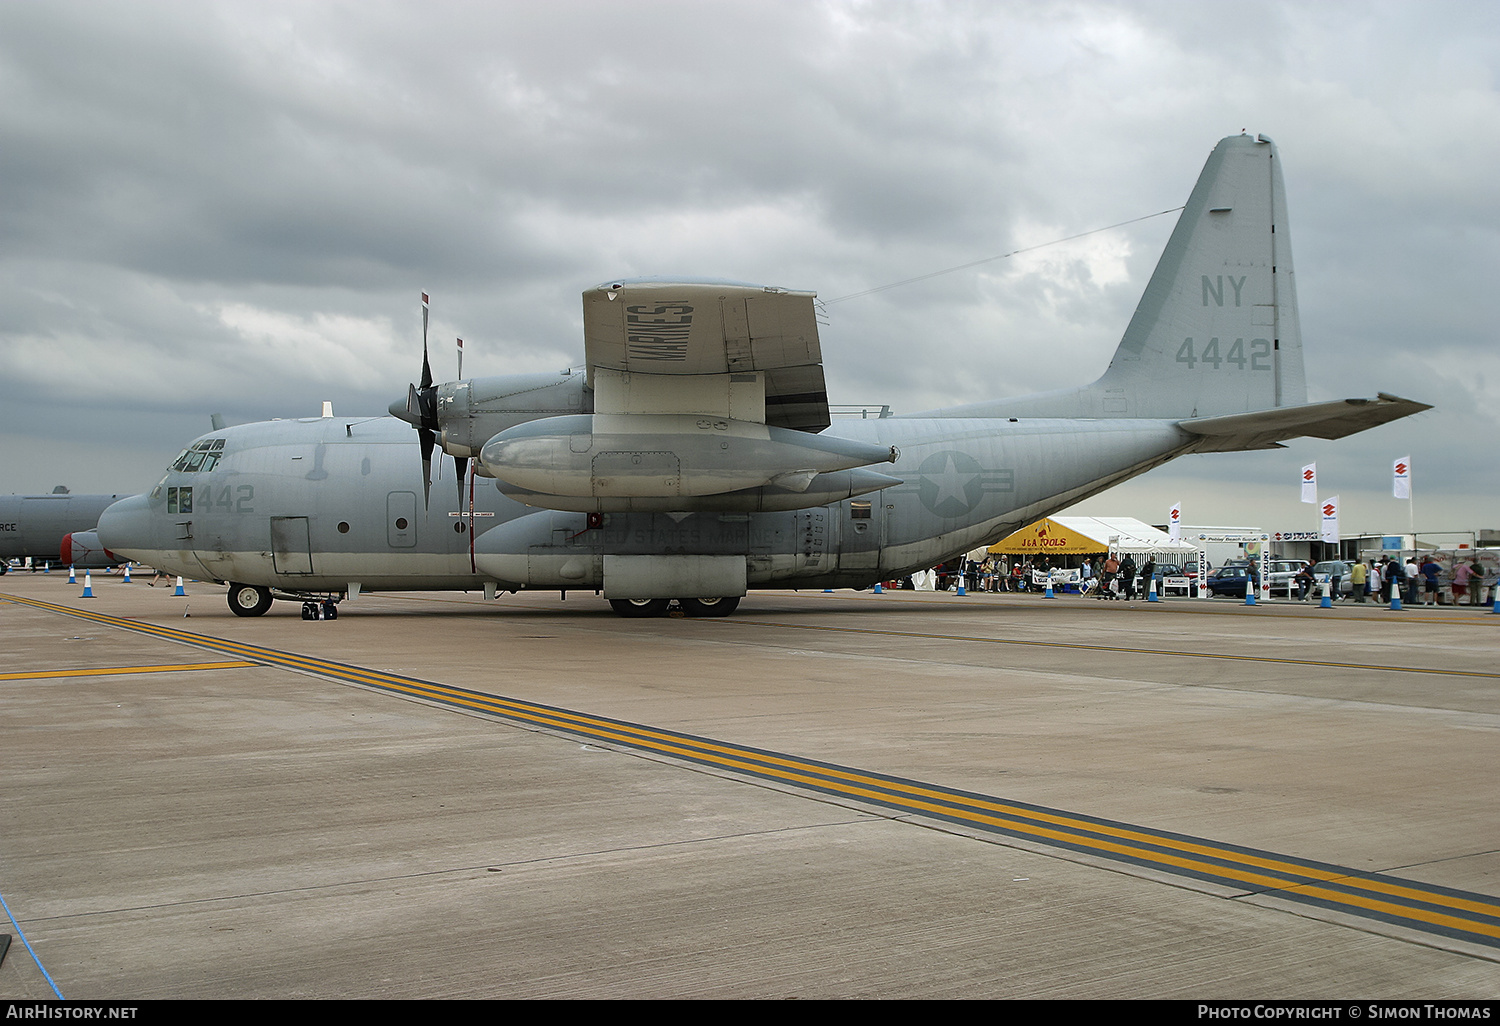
[822, 206, 1184, 305]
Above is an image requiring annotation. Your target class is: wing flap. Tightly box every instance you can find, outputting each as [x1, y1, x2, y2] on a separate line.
[584, 278, 830, 431]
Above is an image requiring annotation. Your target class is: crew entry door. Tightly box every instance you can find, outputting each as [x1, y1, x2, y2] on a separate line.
[269, 516, 314, 575]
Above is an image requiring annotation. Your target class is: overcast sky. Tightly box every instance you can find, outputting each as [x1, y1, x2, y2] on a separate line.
[1, 0, 1494, 538]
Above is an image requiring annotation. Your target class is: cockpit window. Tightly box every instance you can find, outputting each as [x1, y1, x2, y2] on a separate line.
[170, 438, 226, 473]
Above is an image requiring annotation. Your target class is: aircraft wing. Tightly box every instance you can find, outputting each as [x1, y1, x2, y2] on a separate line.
[1177, 393, 1431, 452]
[583, 278, 830, 431]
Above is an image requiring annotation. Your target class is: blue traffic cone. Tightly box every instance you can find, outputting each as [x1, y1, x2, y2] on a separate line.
[873, 582, 883, 594]
[174, 576, 186, 596]
[43, 562, 50, 574]
[1147, 577, 1159, 602]
[1320, 581, 1332, 608]
[956, 576, 967, 596]
[81, 572, 94, 598]
[68, 565, 76, 584]
[122, 564, 131, 583]
[1244, 585, 1257, 606]
[1389, 589, 1402, 610]
[1044, 576, 1055, 598]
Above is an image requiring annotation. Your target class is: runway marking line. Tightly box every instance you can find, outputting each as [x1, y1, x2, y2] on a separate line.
[6, 591, 1499, 953]
[0, 661, 257, 681]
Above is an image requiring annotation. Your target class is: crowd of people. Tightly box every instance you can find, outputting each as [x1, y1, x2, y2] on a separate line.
[939, 552, 1492, 606]
[964, 553, 1159, 599]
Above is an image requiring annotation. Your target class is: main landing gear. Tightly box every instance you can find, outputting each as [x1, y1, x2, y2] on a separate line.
[607, 596, 741, 618]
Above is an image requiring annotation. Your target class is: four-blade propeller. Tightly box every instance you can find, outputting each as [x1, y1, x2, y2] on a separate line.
[389, 292, 468, 507]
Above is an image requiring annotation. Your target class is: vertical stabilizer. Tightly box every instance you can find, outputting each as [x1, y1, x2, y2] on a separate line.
[1101, 133, 1306, 417]
[923, 134, 1308, 421]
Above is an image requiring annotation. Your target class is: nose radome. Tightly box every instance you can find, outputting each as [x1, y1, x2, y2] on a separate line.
[96, 494, 153, 557]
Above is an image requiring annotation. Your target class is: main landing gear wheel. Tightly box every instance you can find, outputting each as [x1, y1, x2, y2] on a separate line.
[609, 598, 672, 618]
[227, 583, 273, 617]
[680, 596, 740, 617]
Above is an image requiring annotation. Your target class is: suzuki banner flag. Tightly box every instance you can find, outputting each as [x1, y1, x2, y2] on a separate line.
[1321, 496, 1340, 544]
[1301, 463, 1317, 504]
[1169, 502, 1181, 540]
[1393, 456, 1411, 499]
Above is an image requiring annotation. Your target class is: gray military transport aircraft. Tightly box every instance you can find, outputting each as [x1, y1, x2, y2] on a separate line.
[0, 489, 134, 572]
[97, 134, 1429, 618]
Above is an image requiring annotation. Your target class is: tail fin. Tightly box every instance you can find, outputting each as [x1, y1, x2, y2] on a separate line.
[1101, 132, 1306, 417]
[931, 134, 1308, 420]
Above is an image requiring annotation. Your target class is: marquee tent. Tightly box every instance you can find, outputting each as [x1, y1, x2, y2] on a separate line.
[989, 517, 1200, 559]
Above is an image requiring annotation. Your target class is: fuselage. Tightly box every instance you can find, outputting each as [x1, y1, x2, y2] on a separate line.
[0, 493, 133, 565]
[98, 412, 1194, 595]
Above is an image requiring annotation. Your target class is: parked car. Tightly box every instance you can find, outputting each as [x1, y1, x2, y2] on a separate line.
[1205, 563, 1255, 597]
[1265, 559, 1311, 597]
[1310, 560, 1355, 597]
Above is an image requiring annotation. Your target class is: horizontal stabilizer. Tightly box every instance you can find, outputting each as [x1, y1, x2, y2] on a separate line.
[1177, 393, 1431, 452]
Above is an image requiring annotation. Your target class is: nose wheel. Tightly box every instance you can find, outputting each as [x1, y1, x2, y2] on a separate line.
[227, 583, 273, 617]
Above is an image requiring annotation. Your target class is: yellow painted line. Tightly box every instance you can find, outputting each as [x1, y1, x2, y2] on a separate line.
[0, 661, 258, 681]
[6, 591, 1499, 948]
[715, 618, 1500, 679]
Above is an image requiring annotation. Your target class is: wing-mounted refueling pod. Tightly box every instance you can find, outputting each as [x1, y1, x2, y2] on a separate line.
[472, 279, 901, 512]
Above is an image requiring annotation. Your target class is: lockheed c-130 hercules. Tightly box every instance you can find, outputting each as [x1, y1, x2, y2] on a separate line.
[97, 134, 1429, 618]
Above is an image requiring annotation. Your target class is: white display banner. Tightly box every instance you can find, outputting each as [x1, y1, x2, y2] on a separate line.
[1168, 502, 1182, 540]
[1321, 495, 1340, 544]
[1393, 456, 1411, 499]
[1301, 463, 1317, 504]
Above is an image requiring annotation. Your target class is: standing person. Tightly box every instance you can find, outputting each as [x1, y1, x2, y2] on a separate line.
[1404, 558, 1420, 605]
[1468, 559, 1486, 607]
[1421, 555, 1441, 605]
[1295, 563, 1316, 601]
[1120, 553, 1138, 600]
[1350, 558, 1367, 603]
[1452, 559, 1471, 606]
[1101, 553, 1120, 600]
[1141, 557, 1156, 598]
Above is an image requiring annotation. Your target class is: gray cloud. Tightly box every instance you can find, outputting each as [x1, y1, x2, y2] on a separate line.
[0, 0, 1493, 535]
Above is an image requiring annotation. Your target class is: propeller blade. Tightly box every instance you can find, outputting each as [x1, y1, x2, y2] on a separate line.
[419, 428, 435, 507]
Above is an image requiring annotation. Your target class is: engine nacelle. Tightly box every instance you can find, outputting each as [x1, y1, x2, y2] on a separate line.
[406, 371, 592, 458]
[494, 467, 901, 513]
[480, 413, 898, 499]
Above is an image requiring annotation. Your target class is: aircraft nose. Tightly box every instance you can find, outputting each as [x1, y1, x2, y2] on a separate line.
[96, 494, 154, 557]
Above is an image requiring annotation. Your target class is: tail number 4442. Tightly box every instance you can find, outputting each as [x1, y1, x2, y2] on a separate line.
[1176, 337, 1272, 371]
